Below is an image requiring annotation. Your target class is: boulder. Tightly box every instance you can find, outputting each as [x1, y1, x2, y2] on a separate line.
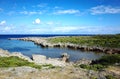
[61, 53, 70, 62]
[32, 54, 46, 64]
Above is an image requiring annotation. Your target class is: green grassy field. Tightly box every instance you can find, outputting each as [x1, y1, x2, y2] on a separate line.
[48, 34, 120, 48]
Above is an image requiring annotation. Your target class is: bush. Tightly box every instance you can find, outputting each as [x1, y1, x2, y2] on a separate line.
[94, 54, 120, 66]
[79, 64, 105, 71]
[80, 54, 120, 71]
[105, 75, 117, 79]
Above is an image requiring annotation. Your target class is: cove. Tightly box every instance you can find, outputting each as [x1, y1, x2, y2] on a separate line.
[0, 35, 104, 62]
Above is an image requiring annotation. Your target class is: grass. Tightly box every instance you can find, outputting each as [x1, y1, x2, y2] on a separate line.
[48, 34, 120, 48]
[79, 54, 120, 71]
[0, 56, 55, 69]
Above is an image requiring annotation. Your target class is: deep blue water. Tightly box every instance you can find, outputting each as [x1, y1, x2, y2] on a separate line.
[0, 34, 104, 62]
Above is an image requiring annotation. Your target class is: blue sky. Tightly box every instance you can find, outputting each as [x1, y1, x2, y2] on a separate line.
[0, 0, 120, 34]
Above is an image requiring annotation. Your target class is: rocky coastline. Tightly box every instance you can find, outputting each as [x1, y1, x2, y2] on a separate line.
[0, 48, 67, 67]
[0, 48, 120, 79]
[9, 37, 120, 54]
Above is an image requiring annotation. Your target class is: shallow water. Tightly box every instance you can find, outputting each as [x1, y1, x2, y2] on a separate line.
[0, 35, 104, 62]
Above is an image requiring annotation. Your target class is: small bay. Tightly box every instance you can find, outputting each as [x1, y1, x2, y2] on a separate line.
[0, 35, 104, 62]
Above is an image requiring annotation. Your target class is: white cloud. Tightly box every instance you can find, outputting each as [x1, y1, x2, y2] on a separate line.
[90, 5, 120, 15]
[37, 3, 47, 8]
[0, 20, 6, 25]
[33, 18, 41, 24]
[52, 26, 81, 33]
[46, 21, 54, 25]
[53, 9, 80, 15]
[20, 11, 28, 14]
[20, 11, 42, 15]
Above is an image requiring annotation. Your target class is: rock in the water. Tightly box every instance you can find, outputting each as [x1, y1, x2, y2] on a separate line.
[61, 53, 70, 62]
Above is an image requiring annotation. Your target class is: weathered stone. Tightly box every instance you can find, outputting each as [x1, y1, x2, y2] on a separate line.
[32, 54, 66, 66]
[61, 53, 70, 62]
[0, 49, 10, 57]
[32, 54, 46, 64]
[75, 58, 92, 65]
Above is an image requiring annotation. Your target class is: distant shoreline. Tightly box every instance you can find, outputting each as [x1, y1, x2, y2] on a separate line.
[9, 35, 120, 54]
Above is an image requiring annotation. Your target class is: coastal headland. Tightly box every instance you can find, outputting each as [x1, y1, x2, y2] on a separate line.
[9, 34, 120, 54]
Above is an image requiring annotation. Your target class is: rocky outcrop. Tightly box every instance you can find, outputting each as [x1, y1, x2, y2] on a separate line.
[0, 49, 33, 62]
[0, 49, 10, 57]
[0, 48, 66, 67]
[9, 37, 120, 54]
[75, 58, 92, 65]
[32, 54, 66, 66]
[61, 53, 70, 62]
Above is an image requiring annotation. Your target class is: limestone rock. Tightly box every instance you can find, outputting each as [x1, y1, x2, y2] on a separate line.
[61, 53, 70, 62]
[0, 49, 10, 57]
[32, 54, 46, 64]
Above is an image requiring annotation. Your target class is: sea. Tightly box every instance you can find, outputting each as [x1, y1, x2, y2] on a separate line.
[0, 34, 104, 62]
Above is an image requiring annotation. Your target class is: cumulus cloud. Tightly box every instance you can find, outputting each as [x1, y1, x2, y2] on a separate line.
[90, 5, 120, 15]
[33, 18, 41, 24]
[0, 20, 6, 25]
[53, 9, 80, 15]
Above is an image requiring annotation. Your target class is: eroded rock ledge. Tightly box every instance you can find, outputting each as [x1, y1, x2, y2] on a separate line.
[10, 37, 120, 54]
[0, 48, 66, 66]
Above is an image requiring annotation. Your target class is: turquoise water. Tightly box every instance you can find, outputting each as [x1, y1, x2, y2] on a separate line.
[0, 35, 104, 62]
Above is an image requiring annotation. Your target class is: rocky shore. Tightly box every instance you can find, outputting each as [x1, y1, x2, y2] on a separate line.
[0, 48, 66, 66]
[10, 37, 120, 54]
[0, 48, 120, 79]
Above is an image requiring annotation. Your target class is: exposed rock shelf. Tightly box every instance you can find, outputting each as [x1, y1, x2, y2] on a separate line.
[9, 37, 120, 54]
[0, 48, 66, 66]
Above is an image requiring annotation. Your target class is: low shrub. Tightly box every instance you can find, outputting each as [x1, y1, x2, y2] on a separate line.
[105, 75, 117, 79]
[0, 56, 55, 69]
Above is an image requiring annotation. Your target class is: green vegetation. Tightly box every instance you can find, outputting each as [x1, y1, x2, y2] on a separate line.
[105, 75, 117, 79]
[80, 64, 106, 71]
[0, 56, 55, 69]
[94, 54, 120, 66]
[48, 34, 120, 48]
[79, 54, 120, 71]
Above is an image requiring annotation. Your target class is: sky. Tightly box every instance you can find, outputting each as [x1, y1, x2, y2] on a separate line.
[0, 0, 120, 34]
